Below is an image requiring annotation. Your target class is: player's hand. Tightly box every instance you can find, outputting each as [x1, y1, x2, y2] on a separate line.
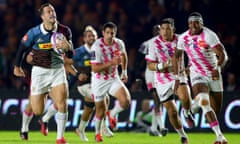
[162, 60, 173, 72]
[26, 52, 33, 64]
[212, 69, 219, 80]
[111, 56, 121, 65]
[56, 38, 70, 51]
[121, 72, 128, 83]
[78, 73, 88, 82]
[14, 66, 25, 77]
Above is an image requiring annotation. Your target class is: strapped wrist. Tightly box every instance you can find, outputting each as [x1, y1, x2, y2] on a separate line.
[156, 63, 163, 71]
[122, 69, 127, 75]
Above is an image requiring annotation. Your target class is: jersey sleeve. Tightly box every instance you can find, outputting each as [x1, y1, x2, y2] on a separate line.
[90, 41, 102, 64]
[145, 39, 157, 62]
[177, 34, 185, 50]
[205, 30, 221, 48]
[21, 29, 34, 47]
[118, 39, 126, 54]
[72, 48, 82, 62]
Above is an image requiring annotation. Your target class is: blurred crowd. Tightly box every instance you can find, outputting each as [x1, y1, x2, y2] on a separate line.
[0, 0, 240, 92]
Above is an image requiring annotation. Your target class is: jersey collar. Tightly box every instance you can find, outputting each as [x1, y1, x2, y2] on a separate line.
[40, 22, 58, 34]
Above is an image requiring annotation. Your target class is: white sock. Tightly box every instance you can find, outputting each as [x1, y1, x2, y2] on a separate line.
[42, 104, 58, 122]
[110, 103, 124, 117]
[21, 110, 33, 132]
[101, 118, 106, 129]
[155, 108, 164, 129]
[56, 112, 68, 139]
[95, 116, 103, 135]
[176, 128, 187, 138]
[210, 121, 223, 136]
[78, 120, 88, 132]
[150, 109, 158, 131]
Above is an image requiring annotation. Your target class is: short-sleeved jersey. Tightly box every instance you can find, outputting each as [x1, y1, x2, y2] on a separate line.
[177, 27, 221, 77]
[91, 37, 126, 80]
[21, 23, 72, 68]
[145, 35, 178, 84]
[72, 44, 91, 84]
[139, 38, 156, 89]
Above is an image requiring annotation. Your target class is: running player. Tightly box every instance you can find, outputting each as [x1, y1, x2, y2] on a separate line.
[14, 3, 72, 144]
[91, 22, 131, 142]
[139, 24, 168, 136]
[64, 25, 114, 141]
[145, 18, 189, 144]
[176, 12, 228, 144]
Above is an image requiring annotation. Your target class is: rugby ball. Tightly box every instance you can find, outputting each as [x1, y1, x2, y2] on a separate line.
[51, 32, 66, 55]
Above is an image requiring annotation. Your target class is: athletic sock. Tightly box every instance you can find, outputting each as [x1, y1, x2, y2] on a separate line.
[150, 109, 158, 131]
[21, 110, 33, 132]
[42, 104, 58, 122]
[95, 116, 103, 135]
[56, 112, 68, 139]
[78, 120, 87, 132]
[110, 103, 124, 117]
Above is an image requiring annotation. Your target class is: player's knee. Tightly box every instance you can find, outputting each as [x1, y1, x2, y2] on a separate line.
[197, 93, 212, 114]
[56, 101, 68, 112]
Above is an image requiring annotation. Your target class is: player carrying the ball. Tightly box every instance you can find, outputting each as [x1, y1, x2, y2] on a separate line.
[14, 3, 72, 144]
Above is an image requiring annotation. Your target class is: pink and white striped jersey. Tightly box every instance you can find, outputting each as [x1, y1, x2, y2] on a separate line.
[145, 35, 178, 84]
[91, 37, 126, 80]
[177, 27, 221, 77]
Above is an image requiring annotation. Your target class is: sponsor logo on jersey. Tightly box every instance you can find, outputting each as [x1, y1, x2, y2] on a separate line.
[84, 60, 91, 66]
[23, 34, 28, 42]
[198, 40, 208, 48]
[38, 43, 53, 50]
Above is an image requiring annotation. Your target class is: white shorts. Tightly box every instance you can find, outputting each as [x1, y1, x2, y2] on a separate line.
[190, 71, 223, 92]
[31, 66, 68, 95]
[155, 80, 175, 103]
[92, 76, 125, 102]
[145, 67, 155, 91]
[77, 83, 92, 99]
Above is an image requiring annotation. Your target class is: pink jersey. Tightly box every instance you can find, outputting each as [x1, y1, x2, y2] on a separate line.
[177, 27, 221, 77]
[145, 35, 178, 84]
[91, 37, 126, 80]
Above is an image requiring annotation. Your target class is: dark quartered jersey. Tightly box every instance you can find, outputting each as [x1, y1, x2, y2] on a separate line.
[72, 44, 92, 85]
[15, 22, 72, 68]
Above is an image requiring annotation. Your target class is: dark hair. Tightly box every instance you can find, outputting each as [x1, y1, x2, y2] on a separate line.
[152, 24, 160, 36]
[160, 18, 175, 28]
[102, 22, 117, 32]
[38, 3, 53, 15]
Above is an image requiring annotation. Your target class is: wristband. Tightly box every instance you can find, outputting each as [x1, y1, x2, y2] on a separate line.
[174, 75, 179, 80]
[122, 69, 127, 75]
[156, 63, 163, 71]
[179, 75, 187, 83]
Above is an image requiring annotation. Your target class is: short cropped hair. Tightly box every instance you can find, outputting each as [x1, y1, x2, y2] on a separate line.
[160, 18, 175, 28]
[102, 22, 117, 32]
[38, 3, 53, 15]
[152, 24, 160, 36]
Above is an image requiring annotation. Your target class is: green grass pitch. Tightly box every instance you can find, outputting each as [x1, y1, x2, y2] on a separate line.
[0, 131, 238, 144]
